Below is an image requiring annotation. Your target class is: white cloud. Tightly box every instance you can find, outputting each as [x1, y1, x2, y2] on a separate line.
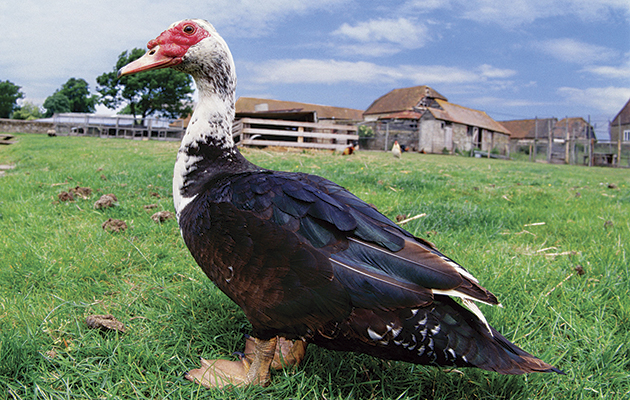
[402, 0, 453, 12]
[333, 18, 428, 46]
[478, 64, 517, 79]
[332, 18, 430, 56]
[400, 0, 630, 27]
[0, 0, 349, 102]
[583, 55, 630, 79]
[534, 38, 619, 64]
[470, 96, 550, 108]
[457, 0, 630, 27]
[248, 59, 515, 86]
[584, 64, 630, 79]
[557, 86, 630, 114]
[249, 59, 397, 84]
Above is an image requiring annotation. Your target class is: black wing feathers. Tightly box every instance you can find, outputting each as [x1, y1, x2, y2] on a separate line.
[216, 170, 493, 311]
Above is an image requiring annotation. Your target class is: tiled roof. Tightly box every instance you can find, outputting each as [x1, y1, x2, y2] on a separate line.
[500, 118, 556, 140]
[236, 97, 363, 121]
[363, 86, 448, 116]
[428, 100, 511, 135]
[501, 117, 594, 140]
[552, 117, 595, 139]
[379, 111, 424, 120]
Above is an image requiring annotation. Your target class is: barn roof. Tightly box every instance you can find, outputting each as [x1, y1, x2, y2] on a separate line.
[363, 86, 448, 116]
[236, 97, 363, 121]
[428, 100, 512, 135]
[611, 98, 630, 126]
[552, 117, 595, 139]
[500, 118, 556, 140]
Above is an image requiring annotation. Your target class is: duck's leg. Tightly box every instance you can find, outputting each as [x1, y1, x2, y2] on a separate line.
[186, 336, 277, 389]
[243, 335, 307, 370]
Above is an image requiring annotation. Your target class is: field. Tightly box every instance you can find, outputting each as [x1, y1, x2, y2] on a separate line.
[1, 133, 629, 399]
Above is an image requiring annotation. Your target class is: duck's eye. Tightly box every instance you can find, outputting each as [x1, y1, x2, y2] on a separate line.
[183, 25, 195, 34]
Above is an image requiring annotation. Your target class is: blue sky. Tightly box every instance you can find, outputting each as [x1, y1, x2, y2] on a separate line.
[1, 0, 628, 138]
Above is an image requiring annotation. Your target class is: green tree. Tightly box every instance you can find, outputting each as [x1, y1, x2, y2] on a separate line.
[43, 78, 97, 117]
[43, 92, 71, 117]
[58, 78, 97, 113]
[96, 48, 194, 120]
[0, 80, 24, 118]
[11, 101, 43, 120]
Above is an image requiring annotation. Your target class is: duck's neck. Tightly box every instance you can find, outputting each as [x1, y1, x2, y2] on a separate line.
[172, 74, 256, 218]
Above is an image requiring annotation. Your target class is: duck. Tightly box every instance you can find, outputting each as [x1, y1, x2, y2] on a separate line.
[118, 19, 562, 389]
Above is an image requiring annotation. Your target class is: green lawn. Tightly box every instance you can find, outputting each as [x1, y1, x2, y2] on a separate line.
[1, 134, 628, 399]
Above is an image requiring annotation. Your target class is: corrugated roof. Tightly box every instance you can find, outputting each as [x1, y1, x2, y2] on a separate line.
[363, 86, 448, 116]
[236, 97, 363, 121]
[429, 100, 511, 135]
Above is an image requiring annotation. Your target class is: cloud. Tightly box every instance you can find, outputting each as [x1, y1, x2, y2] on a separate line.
[583, 55, 630, 79]
[248, 58, 515, 86]
[478, 64, 517, 79]
[457, 0, 630, 27]
[0, 0, 350, 102]
[401, 0, 630, 27]
[533, 38, 619, 64]
[332, 18, 430, 56]
[557, 86, 630, 114]
[469, 96, 551, 108]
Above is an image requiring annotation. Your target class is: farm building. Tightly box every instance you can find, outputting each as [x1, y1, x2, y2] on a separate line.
[500, 118, 558, 144]
[230, 97, 362, 151]
[610, 98, 630, 143]
[362, 86, 512, 155]
[43, 113, 185, 140]
[235, 97, 364, 123]
[502, 117, 597, 164]
[502, 117, 595, 145]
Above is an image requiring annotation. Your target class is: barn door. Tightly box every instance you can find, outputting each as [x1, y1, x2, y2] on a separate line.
[444, 126, 453, 151]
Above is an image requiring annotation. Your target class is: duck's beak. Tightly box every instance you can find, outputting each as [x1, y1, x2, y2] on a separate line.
[118, 45, 182, 78]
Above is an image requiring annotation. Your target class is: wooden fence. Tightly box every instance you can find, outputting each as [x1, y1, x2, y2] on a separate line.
[233, 118, 358, 151]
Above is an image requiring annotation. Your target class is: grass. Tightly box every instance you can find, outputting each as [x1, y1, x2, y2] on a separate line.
[0, 133, 629, 399]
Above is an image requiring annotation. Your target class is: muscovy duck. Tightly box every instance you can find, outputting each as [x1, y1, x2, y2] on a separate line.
[118, 19, 562, 388]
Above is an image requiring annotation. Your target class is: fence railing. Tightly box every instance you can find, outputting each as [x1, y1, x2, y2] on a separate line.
[233, 118, 358, 151]
[52, 113, 185, 141]
[511, 139, 630, 167]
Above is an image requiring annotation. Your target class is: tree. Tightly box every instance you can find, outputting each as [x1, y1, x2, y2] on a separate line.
[0, 80, 24, 118]
[43, 78, 97, 117]
[43, 92, 71, 117]
[12, 101, 43, 120]
[58, 78, 97, 113]
[96, 48, 194, 120]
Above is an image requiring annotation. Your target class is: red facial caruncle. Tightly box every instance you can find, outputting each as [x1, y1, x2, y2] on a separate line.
[118, 20, 211, 77]
[147, 20, 211, 58]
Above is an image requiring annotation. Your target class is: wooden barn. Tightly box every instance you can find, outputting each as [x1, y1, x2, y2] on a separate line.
[362, 86, 512, 156]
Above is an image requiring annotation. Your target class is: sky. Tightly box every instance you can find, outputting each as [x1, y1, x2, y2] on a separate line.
[1, 0, 629, 138]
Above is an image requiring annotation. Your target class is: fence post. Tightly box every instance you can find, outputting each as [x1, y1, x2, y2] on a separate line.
[587, 115, 592, 167]
[547, 119, 552, 163]
[564, 116, 571, 164]
[533, 116, 538, 162]
[618, 119, 622, 167]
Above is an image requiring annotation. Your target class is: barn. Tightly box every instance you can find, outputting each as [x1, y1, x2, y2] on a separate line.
[362, 86, 512, 156]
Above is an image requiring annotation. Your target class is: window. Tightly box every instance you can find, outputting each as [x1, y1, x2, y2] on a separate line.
[624, 130, 630, 142]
